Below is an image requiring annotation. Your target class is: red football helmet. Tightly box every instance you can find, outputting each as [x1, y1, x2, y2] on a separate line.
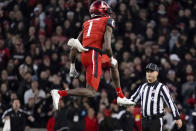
[89, 0, 112, 17]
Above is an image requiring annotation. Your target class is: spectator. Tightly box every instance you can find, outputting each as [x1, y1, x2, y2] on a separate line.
[0, 93, 5, 126]
[120, 106, 140, 131]
[67, 99, 85, 131]
[181, 74, 196, 106]
[24, 97, 38, 127]
[99, 107, 122, 131]
[0, 83, 10, 106]
[53, 99, 70, 131]
[24, 79, 46, 105]
[85, 108, 98, 131]
[0, 70, 8, 84]
[1, 98, 34, 131]
[132, 106, 142, 131]
[47, 115, 55, 131]
[163, 107, 176, 131]
[17, 70, 32, 100]
[0, 39, 10, 71]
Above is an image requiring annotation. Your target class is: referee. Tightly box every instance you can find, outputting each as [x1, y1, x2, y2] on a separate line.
[129, 63, 182, 131]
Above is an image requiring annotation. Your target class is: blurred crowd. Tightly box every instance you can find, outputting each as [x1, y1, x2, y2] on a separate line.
[0, 0, 196, 131]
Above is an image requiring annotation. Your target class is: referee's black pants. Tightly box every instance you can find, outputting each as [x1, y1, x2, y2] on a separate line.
[142, 117, 163, 131]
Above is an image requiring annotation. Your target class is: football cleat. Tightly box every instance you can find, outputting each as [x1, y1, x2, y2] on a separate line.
[117, 97, 136, 106]
[51, 89, 60, 110]
[67, 38, 89, 52]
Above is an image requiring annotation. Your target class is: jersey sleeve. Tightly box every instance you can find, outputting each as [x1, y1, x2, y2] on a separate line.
[106, 18, 115, 29]
[161, 85, 180, 120]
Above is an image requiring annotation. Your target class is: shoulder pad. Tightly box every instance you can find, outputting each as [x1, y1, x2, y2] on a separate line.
[107, 18, 115, 29]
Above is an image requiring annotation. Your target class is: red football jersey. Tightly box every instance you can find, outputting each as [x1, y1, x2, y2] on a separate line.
[82, 17, 115, 50]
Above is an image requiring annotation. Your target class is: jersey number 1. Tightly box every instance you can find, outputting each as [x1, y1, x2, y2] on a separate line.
[86, 21, 93, 37]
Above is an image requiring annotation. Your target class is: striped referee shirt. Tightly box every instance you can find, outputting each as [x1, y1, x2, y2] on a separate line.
[130, 80, 180, 120]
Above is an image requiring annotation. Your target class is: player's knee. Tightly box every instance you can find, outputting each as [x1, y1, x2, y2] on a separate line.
[86, 85, 96, 97]
[89, 90, 96, 97]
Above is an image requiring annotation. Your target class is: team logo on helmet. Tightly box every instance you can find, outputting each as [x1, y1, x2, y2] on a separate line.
[89, 0, 112, 17]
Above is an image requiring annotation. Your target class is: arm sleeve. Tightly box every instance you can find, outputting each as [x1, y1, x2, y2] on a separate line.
[1, 109, 11, 122]
[130, 84, 144, 103]
[2, 111, 8, 120]
[161, 85, 180, 120]
[18, 109, 31, 118]
[106, 18, 115, 29]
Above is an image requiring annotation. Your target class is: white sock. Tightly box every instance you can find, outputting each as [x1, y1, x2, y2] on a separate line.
[70, 63, 75, 72]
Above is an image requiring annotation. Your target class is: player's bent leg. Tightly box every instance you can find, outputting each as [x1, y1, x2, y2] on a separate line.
[51, 87, 96, 110]
[86, 83, 97, 96]
[57, 87, 96, 98]
[67, 86, 96, 97]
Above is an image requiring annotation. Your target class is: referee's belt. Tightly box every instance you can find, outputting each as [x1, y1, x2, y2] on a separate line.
[85, 46, 103, 55]
[142, 114, 164, 120]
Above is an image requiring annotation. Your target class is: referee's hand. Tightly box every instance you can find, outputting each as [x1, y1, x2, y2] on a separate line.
[176, 119, 182, 129]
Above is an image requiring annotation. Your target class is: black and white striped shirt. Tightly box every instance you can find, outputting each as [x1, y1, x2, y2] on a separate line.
[130, 81, 180, 120]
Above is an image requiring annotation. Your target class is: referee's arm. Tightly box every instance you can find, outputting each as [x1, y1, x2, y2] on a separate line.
[130, 84, 143, 103]
[161, 85, 180, 120]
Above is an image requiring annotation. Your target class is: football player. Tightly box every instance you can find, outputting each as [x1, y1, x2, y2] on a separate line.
[51, 0, 135, 110]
